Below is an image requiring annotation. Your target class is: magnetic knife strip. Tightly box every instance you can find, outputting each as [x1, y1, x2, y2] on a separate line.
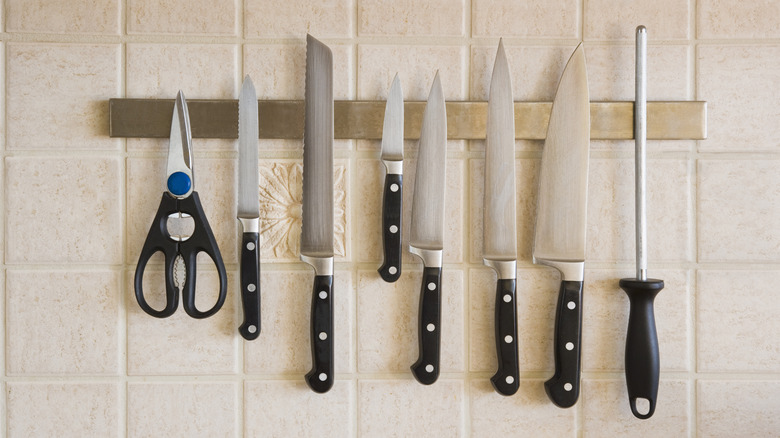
[108, 99, 706, 140]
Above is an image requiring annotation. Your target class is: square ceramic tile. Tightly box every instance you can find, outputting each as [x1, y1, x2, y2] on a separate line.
[127, 382, 237, 437]
[587, 158, 691, 263]
[127, 157, 238, 265]
[469, 380, 574, 437]
[6, 270, 121, 375]
[6, 157, 122, 264]
[698, 381, 780, 437]
[357, 269, 465, 373]
[356, 158, 464, 265]
[697, 270, 780, 372]
[257, 159, 350, 262]
[698, 0, 780, 39]
[582, 379, 690, 435]
[244, 269, 353, 374]
[126, 43, 238, 151]
[472, 0, 580, 38]
[584, 0, 690, 40]
[697, 45, 780, 152]
[6, 0, 119, 34]
[244, 381, 353, 437]
[6, 43, 121, 150]
[127, 0, 238, 35]
[245, 0, 352, 38]
[358, 0, 465, 36]
[470, 267, 560, 373]
[358, 380, 464, 437]
[698, 159, 780, 262]
[127, 271, 238, 375]
[469, 159, 540, 265]
[7, 382, 119, 437]
[582, 269, 690, 372]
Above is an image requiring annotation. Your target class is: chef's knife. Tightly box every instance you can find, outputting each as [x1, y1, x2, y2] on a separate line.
[301, 34, 334, 394]
[237, 75, 261, 341]
[409, 72, 446, 385]
[483, 40, 519, 396]
[620, 26, 664, 420]
[532, 43, 589, 408]
[378, 74, 404, 283]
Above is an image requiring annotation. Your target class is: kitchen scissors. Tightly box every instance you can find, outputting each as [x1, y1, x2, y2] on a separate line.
[134, 91, 228, 319]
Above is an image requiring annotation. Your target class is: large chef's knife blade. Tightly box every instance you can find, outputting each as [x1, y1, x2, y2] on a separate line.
[482, 40, 519, 396]
[301, 34, 334, 394]
[237, 75, 261, 341]
[532, 43, 590, 408]
[620, 26, 664, 420]
[409, 72, 446, 385]
[378, 74, 404, 283]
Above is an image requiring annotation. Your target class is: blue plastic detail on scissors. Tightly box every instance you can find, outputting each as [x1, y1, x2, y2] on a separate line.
[167, 172, 191, 196]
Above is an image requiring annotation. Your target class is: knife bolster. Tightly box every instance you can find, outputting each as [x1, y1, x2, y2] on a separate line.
[409, 246, 442, 268]
[484, 259, 517, 280]
[534, 259, 584, 282]
[238, 217, 260, 234]
[383, 159, 403, 175]
[301, 255, 334, 276]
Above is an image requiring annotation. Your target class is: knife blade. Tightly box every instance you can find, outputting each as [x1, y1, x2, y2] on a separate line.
[378, 74, 404, 283]
[408, 72, 446, 385]
[301, 34, 334, 394]
[237, 75, 261, 341]
[620, 25, 664, 420]
[532, 43, 589, 408]
[482, 40, 519, 396]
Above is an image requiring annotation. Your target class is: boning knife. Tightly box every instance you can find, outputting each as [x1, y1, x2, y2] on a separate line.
[378, 74, 404, 282]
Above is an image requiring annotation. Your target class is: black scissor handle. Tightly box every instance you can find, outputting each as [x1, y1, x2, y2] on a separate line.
[177, 191, 228, 319]
[134, 192, 181, 318]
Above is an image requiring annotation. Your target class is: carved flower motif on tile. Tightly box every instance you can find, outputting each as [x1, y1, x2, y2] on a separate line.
[258, 161, 346, 260]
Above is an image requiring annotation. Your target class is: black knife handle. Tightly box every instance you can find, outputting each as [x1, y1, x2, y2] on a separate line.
[411, 266, 442, 385]
[620, 277, 664, 419]
[238, 232, 261, 340]
[378, 173, 403, 282]
[491, 278, 519, 396]
[305, 275, 334, 393]
[545, 280, 583, 408]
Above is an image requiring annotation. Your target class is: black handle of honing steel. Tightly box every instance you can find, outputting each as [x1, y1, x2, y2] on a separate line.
[378, 173, 403, 282]
[544, 280, 583, 408]
[491, 278, 519, 396]
[411, 266, 442, 385]
[238, 232, 261, 340]
[305, 275, 334, 393]
[620, 277, 664, 419]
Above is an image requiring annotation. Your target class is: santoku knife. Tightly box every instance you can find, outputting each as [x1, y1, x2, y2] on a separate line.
[532, 43, 590, 408]
[620, 25, 664, 420]
[408, 72, 447, 385]
[378, 74, 404, 283]
[301, 34, 335, 394]
[237, 75, 261, 341]
[483, 40, 519, 396]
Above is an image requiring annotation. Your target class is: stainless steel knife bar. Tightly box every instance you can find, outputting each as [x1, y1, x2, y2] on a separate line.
[108, 99, 707, 140]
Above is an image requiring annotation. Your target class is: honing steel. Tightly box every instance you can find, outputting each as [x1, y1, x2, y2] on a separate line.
[300, 34, 335, 393]
[620, 25, 664, 420]
[237, 75, 261, 340]
[408, 72, 447, 385]
[134, 91, 228, 319]
[378, 74, 404, 283]
[532, 43, 590, 408]
[482, 40, 520, 396]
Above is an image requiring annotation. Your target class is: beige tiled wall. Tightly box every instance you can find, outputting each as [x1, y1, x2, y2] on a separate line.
[2, 1, 779, 437]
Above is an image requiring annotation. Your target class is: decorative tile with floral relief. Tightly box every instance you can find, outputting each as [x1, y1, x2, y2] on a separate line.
[258, 159, 349, 262]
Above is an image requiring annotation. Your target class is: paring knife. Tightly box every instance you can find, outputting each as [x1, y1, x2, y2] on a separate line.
[408, 72, 446, 385]
[483, 40, 519, 396]
[532, 43, 590, 408]
[237, 75, 261, 341]
[620, 25, 664, 420]
[301, 34, 335, 394]
[378, 74, 404, 283]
